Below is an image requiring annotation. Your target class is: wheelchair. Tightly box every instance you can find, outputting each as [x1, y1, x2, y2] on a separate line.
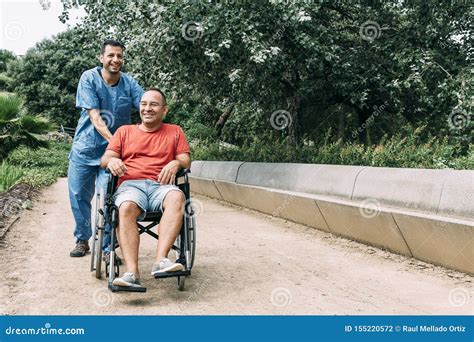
[90, 169, 196, 292]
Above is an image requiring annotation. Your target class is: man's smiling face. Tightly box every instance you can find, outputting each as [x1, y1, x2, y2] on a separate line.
[140, 90, 168, 126]
[100, 45, 124, 74]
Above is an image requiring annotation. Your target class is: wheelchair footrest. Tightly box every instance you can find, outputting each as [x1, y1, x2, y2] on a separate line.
[109, 283, 147, 293]
[153, 270, 191, 279]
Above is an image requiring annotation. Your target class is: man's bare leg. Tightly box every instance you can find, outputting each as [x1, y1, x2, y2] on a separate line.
[117, 201, 142, 277]
[155, 191, 185, 262]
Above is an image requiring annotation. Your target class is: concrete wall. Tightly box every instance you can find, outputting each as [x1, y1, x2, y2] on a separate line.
[189, 161, 474, 275]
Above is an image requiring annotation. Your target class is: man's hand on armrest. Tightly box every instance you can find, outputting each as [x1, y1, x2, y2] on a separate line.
[101, 150, 127, 177]
[158, 153, 191, 185]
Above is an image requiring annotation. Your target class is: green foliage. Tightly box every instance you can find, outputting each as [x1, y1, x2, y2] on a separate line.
[60, 1, 472, 147]
[7, 141, 70, 187]
[454, 149, 474, 170]
[0, 73, 13, 91]
[0, 93, 23, 120]
[4, 1, 465, 170]
[0, 94, 54, 159]
[0, 161, 23, 193]
[192, 127, 472, 170]
[8, 27, 99, 127]
[0, 49, 16, 73]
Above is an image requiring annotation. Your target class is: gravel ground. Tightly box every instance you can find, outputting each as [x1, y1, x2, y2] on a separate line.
[0, 178, 472, 315]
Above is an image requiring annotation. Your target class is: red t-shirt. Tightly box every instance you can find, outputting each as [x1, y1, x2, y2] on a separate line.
[106, 123, 190, 185]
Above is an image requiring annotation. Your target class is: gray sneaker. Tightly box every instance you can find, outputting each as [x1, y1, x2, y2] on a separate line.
[151, 258, 184, 275]
[112, 272, 142, 288]
[69, 240, 90, 257]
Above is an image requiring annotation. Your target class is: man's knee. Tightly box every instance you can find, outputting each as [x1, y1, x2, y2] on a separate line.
[163, 191, 185, 212]
[119, 201, 141, 219]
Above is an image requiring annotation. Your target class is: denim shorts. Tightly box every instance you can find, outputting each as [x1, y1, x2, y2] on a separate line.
[113, 179, 183, 219]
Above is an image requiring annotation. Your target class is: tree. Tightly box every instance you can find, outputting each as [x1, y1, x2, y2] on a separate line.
[0, 49, 16, 91]
[8, 27, 99, 127]
[55, 1, 471, 147]
[0, 49, 16, 73]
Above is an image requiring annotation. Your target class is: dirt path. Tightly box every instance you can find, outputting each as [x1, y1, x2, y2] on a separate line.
[0, 178, 472, 315]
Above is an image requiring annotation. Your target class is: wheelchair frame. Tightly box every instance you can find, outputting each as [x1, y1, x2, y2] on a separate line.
[90, 169, 196, 292]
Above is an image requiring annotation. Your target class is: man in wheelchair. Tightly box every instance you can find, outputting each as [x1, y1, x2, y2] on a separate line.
[100, 88, 191, 289]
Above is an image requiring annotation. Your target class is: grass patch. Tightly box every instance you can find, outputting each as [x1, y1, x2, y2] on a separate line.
[6, 140, 70, 188]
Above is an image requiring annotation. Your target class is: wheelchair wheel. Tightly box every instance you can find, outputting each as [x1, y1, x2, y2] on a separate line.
[187, 215, 196, 269]
[94, 228, 104, 279]
[91, 189, 105, 278]
[177, 276, 185, 291]
[90, 226, 98, 273]
[106, 262, 119, 279]
[174, 214, 196, 270]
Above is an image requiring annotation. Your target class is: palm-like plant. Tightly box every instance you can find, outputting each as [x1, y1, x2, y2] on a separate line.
[0, 94, 53, 159]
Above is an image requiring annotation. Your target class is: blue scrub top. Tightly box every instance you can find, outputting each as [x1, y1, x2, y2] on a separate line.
[70, 66, 144, 165]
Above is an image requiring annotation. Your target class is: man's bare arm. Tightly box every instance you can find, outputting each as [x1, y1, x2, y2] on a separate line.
[101, 150, 128, 176]
[158, 153, 191, 185]
[88, 109, 113, 142]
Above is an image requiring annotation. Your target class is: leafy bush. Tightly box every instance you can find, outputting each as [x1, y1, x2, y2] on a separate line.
[0, 94, 54, 159]
[0, 73, 12, 91]
[192, 127, 473, 170]
[0, 161, 23, 193]
[0, 49, 16, 73]
[7, 141, 70, 187]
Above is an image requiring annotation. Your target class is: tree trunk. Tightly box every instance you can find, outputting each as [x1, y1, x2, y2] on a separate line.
[214, 105, 235, 138]
[287, 94, 301, 145]
[356, 107, 371, 144]
[281, 71, 302, 146]
[337, 106, 345, 140]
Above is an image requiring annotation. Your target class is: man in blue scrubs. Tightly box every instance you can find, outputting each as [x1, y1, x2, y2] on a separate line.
[68, 39, 143, 258]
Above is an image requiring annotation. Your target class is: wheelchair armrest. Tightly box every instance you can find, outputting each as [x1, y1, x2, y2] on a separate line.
[105, 168, 190, 195]
[176, 168, 191, 178]
[106, 172, 119, 200]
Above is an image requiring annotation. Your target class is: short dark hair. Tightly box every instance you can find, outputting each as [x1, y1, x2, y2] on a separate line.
[145, 87, 167, 105]
[101, 39, 125, 54]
